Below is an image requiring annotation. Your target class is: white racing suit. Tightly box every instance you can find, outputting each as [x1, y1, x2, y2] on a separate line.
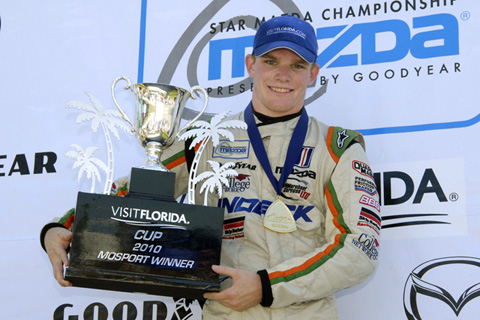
[41, 108, 381, 319]
[157, 109, 381, 319]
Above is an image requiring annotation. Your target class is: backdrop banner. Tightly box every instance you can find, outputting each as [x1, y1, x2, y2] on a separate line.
[1, 1, 479, 319]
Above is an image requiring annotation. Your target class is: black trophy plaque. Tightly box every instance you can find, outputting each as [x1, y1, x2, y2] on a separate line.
[65, 168, 225, 300]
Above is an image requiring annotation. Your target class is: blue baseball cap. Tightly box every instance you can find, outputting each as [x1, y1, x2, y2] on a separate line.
[252, 15, 318, 63]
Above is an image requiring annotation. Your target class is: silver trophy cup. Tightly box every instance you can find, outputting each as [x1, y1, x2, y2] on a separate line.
[112, 77, 208, 171]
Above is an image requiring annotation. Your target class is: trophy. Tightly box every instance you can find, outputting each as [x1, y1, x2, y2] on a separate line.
[65, 77, 231, 300]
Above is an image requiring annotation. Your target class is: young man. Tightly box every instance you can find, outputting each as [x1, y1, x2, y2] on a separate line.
[41, 15, 380, 319]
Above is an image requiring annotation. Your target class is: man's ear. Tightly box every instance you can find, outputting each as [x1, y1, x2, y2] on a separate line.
[245, 54, 255, 78]
[308, 63, 320, 85]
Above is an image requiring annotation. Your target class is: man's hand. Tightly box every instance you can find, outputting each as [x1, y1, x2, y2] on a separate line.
[203, 265, 263, 312]
[44, 227, 73, 287]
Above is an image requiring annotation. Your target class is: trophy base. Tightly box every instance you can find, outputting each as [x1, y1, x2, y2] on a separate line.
[66, 191, 224, 300]
[65, 267, 219, 300]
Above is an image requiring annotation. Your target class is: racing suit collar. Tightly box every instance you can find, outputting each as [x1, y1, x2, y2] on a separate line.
[252, 103, 304, 127]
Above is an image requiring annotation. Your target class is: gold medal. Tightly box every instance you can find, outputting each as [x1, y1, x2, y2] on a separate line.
[264, 198, 297, 233]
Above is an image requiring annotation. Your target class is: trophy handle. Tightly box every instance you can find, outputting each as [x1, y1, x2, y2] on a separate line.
[112, 77, 135, 131]
[176, 86, 209, 138]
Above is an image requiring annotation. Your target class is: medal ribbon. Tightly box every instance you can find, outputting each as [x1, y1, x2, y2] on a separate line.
[244, 102, 308, 196]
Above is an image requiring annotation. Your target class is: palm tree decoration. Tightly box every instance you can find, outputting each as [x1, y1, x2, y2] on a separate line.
[193, 160, 238, 206]
[66, 144, 109, 193]
[66, 92, 131, 194]
[177, 110, 247, 205]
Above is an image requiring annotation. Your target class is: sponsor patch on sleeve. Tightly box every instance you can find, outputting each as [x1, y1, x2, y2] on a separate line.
[355, 176, 378, 195]
[357, 207, 381, 236]
[352, 160, 374, 180]
[352, 233, 379, 260]
[359, 194, 381, 212]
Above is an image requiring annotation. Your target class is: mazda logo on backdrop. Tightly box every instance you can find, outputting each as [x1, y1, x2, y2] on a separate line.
[403, 256, 480, 319]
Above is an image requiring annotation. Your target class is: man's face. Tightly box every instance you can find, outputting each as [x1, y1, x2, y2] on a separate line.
[245, 48, 319, 117]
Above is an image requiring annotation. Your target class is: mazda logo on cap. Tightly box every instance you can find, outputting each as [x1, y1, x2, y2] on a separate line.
[403, 256, 480, 319]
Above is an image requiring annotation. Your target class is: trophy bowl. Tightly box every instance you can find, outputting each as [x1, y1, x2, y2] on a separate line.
[112, 77, 208, 171]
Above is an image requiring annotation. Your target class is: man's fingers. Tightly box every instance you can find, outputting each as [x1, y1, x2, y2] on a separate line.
[45, 227, 73, 287]
[57, 229, 72, 250]
[211, 264, 235, 277]
[52, 260, 72, 287]
[203, 265, 233, 301]
[59, 248, 70, 267]
[204, 266, 262, 311]
[203, 287, 234, 305]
